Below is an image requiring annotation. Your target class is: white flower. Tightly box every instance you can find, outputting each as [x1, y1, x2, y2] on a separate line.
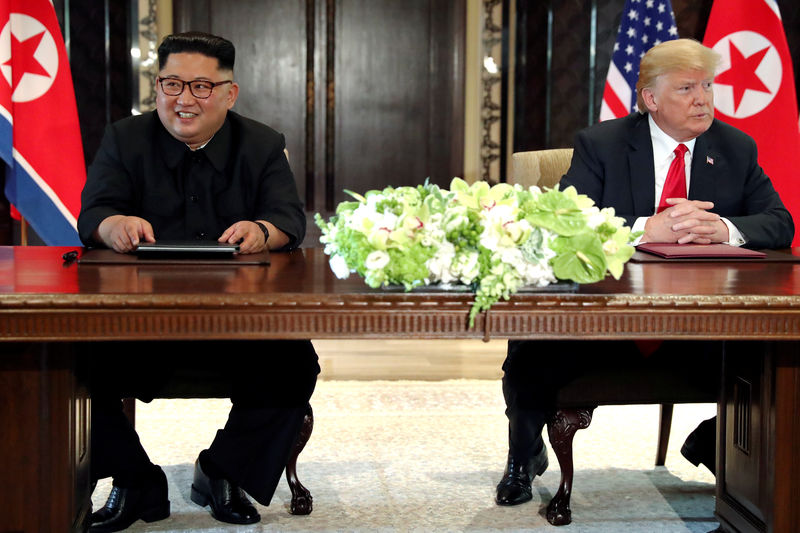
[584, 206, 605, 229]
[365, 250, 390, 270]
[455, 251, 480, 284]
[329, 254, 351, 279]
[603, 239, 620, 255]
[348, 202, 399, 235]
[426, 241, 457, 284]
[445, 213, 469, 233]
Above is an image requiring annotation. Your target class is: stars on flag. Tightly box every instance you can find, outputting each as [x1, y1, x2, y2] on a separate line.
[602, 0, 678, 116]
[599, 0, 678, 121]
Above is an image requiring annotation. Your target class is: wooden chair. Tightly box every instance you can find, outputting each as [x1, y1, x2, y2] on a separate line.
[511, 148, 574, 189]
[122, 370, 314, 515]
[509, 149, 717, 526]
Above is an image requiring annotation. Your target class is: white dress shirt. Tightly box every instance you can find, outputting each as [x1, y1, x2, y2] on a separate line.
[630, 115, 745, 246]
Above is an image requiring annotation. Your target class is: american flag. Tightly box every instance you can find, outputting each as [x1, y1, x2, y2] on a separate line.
[599, 0, 679, 121]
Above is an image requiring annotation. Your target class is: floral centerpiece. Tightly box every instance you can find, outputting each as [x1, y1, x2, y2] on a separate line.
[315, 178, 636, 326]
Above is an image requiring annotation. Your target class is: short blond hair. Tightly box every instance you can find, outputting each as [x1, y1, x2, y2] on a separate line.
[636, 39, 720, 113]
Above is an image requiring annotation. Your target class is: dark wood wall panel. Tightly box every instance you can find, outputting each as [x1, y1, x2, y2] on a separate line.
[428, 0, 466, 186]
[174, 0, 464, 211]
[512, 3, 548, 157]
[336, 0, 464, 202]
[516, 0, 800, 152]
[780, 1, 800, 102]
[336, 1, 431, 195]
[64, 1, 131, 164]
[205, 1, 308, 205]
[549, 0, 591, 148]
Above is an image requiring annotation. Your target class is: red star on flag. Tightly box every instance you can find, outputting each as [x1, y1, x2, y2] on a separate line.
[3, 30, 49, 90]
[715, 40, 771, 113]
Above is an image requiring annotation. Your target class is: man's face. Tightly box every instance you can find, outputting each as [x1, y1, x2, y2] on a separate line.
[156, 52, 238, 149]
[642, 69, 714, 142]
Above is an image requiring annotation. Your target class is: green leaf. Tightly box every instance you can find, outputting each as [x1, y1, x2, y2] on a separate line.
[344, 189, 366, 203]
[523, 188, 587, 236]
[335, 201, 360, 215]
[550, 233, 608, 283]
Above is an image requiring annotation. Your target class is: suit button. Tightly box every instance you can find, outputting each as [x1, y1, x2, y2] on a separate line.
[189, 195, 199, 203]
[196, 232, 207, 239]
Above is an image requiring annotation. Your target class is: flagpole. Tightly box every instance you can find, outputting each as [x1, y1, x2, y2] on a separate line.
[20, 217, 28, 246]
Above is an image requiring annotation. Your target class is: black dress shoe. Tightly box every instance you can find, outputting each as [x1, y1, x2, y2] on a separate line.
[190, 459, 260, 525]
[90, 466, 170, 533]
[681, 416, 716, 475]
[495, 445, 549, 506]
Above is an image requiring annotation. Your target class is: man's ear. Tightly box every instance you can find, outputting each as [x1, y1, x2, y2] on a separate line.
[641, 87, 658, 113]
[226, 82, 239, 109]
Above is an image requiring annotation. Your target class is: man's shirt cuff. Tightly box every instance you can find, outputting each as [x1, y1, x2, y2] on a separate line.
[631, 216, 648, 245]
[722, 218, 746, 246]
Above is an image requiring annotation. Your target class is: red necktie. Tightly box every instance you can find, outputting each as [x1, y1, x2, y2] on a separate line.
[657, 143, 688, 213]
[640, 144, 688, 356]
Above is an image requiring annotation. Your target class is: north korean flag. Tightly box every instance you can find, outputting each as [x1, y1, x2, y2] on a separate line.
[0, 0, 85, 245]
[703, 0, 800, 245]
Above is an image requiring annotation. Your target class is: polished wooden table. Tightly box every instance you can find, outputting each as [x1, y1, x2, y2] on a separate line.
[0, 246, 797, 532]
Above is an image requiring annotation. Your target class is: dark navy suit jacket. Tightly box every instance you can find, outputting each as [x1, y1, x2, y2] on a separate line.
[560, 113, 794, 249]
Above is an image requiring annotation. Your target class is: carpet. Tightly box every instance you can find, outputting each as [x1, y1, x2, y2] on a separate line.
[92, 380, 718, 532]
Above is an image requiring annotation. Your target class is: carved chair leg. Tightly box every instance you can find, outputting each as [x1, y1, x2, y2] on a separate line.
[655, 403, 674, 466]
[286, 403, 314, 515]
[122, 397, 136, 426]
[545, 407, 594, 526]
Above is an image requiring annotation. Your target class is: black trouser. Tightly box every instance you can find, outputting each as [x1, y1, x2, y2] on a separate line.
[502, 340, 721, 463]
[88, 339, 319, 506]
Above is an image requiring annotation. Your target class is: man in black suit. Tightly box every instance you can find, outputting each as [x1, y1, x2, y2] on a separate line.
[78, 32, 319, 531]
[496, 38, 793, 507]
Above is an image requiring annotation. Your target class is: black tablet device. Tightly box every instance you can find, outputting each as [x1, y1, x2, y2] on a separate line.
[135, 240, 240, 254]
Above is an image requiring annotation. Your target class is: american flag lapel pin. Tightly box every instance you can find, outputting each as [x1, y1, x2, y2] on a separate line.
[706, 155, 714, 165]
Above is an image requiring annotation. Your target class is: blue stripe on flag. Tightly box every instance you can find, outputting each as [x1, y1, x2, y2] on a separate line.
[4, 163, 81, 245]
[0, 116, 12, 167]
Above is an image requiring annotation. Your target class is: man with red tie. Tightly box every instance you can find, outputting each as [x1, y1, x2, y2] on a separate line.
[496, 38, 793, 507]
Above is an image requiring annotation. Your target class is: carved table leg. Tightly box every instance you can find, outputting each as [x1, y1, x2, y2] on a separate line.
[545, 407, 594, 526]
[286, 403, 314, 515]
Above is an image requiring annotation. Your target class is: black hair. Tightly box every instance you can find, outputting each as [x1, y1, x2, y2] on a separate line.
[157, 31, 235, 71]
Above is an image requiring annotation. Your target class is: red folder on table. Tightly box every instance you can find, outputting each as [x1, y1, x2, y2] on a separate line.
[635, 243, 766, 259]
